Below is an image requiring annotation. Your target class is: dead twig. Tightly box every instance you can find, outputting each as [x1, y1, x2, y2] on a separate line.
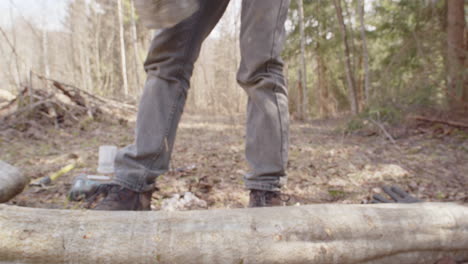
[368, 118, 397, 145]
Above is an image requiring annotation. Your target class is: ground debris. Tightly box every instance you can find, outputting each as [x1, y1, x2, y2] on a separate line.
[1, 114, 466, 209]
[0, 77, 135, 134]
[160, 192, 208, 211]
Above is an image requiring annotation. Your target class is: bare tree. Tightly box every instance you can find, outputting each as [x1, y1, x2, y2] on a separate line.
[297, 0, 308, 120]
[8, 0, 21, 91]
[358, 0, 371, 105]
[447, 0, 467, 110]
[117, 0, 129, 97]
[130, 0, 142, 90]
[333, 0, 358, 115]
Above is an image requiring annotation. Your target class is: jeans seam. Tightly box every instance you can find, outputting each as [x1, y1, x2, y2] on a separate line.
[269, 0, 285, 62]
[138, 91, 182, 189]
[245, 0, 286, 191]
[268, 0, 286, 171]
[136, 3, 207, 190]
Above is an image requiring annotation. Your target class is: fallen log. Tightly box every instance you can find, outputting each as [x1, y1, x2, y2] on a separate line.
[0, 161, 28, 203]
[0, 203, 467, 264]
[409, 115, 468, 129]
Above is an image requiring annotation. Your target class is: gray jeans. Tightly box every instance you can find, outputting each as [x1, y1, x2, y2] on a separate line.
[114, 0, 290, 192]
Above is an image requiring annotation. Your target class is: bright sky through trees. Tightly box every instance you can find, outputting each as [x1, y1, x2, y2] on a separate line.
[1, 0, 71, 31]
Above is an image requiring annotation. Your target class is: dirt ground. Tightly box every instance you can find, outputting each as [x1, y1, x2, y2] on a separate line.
[1, 114, 467, 210]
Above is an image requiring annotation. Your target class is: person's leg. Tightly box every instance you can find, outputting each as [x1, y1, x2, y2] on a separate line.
[94, 0, 230, 210]
[237, 0, 290, 206]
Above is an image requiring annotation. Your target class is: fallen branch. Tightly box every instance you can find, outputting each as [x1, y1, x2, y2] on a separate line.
[0, 203, 467, 264]
[368, 118, 398, 145]
[410, 115, 468, 129]
[36, 74, 137, 112]
[48, 101, 79, 121]
[52, 81, 86, 108]
[0, 74, 137, 130]
[0, 99, 52, 122]
[0, 87, 27, 112]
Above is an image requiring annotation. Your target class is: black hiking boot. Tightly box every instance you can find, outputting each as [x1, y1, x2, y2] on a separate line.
[248, 190, 287, 207]
[89, 184, 154, 211]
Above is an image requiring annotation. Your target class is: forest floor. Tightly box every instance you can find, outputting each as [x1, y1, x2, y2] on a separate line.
[1, 113, 467, 210]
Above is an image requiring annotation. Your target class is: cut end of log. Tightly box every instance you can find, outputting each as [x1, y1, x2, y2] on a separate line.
[0, 160, 28, 203]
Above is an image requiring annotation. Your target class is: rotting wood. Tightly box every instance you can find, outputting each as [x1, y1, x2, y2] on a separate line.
[0, 203, 467, 264]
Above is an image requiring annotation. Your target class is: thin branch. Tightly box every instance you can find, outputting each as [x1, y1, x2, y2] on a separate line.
[368, 118, 397, 145]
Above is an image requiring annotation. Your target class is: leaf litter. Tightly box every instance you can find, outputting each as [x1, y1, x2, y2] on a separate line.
[1, 114, 466, 210]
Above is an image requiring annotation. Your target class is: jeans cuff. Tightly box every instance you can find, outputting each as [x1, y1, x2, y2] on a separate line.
[113, 174, 155, 193]
[244, 181, 281, 192]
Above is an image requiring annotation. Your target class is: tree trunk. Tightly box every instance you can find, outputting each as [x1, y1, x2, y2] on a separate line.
[41, 29, 50, 79]
[41, 1, 50, 80]
[68, 11, 78, 89]
[359, 0, 371, 105]
[297, 0, 308, 120]
[297, 67, 304, 118]
[333, 0, 359, 115]
[92, 0, 103, 93]
[78, 39, 88, 91]
[117, 0, 129, 97]
[1, 203, 467, 264]
[129, 0, 142, 92]
[447, 0, 467, 111]
[317, 52, 330, 117]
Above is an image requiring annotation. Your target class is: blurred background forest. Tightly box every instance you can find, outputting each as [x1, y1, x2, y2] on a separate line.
[0, 0, 466, 119]
[0, 0, 467, 209]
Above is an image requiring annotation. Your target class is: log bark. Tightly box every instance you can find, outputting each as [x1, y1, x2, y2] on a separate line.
[0, 203, 467, 264]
